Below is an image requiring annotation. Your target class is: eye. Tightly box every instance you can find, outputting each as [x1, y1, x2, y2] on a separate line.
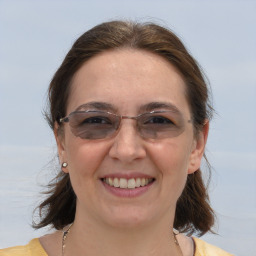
[82, 116, 112, 125]
[145, 116, 174, 125]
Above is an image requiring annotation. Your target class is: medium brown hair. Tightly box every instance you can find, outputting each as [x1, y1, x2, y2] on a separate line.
[34, 20, 215, 236]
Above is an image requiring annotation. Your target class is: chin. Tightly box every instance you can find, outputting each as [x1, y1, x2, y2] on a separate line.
[102, 206, 155, 229]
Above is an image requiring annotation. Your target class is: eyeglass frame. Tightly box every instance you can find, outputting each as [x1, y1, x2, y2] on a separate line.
[59, 109, 192, 140]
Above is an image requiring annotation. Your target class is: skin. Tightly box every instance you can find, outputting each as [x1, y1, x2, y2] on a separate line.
[40, 48, 208, 256]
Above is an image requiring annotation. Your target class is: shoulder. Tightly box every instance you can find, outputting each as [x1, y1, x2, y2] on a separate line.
[193, 237, 234, 256]
[0, 239, 47, 256]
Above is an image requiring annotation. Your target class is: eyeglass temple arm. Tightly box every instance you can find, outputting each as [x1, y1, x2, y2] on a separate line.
[59, 117, 69, 123]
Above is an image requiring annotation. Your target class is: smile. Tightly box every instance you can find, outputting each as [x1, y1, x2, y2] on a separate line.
[102, 177, 154, 189]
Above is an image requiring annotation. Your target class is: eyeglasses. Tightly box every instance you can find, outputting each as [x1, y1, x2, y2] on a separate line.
[59, 110, 191, 140]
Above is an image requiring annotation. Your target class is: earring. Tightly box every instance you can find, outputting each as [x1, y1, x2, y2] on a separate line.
[62, 162, 68, 168]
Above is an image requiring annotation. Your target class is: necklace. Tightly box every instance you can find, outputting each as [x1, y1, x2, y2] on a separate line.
[62, 223, 183, 256]
[62, 223, 73, 256]
[173, 230, 184, 256]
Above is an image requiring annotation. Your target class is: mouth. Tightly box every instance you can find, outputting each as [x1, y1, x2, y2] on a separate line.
[101, 177, 155, 189]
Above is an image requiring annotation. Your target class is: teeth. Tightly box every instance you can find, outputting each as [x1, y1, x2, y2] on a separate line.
[104, 177, 153, 189]
[127, 178, 136, 189]
[120, 178, 127, 188]
[135, 178, 141, 188]
[113, 178, 119, 188]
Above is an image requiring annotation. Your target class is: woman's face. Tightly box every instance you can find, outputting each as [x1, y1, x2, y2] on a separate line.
[56, 49, 207, 228]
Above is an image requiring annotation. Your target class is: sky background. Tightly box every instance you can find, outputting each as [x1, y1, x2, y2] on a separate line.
[0, 1, 255, 255]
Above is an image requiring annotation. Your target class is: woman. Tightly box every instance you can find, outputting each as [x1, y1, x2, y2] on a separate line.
[0, 20, 233, 256]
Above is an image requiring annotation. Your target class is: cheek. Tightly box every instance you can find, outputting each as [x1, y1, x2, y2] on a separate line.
[149, 139, 192, 172]
[65, 139, 109, 180]
[147, 138, 192, 193]
[64, 139, 112, 205]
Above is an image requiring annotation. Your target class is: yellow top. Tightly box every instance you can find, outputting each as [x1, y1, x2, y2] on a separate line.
[0, 239, 46, 256]
[0, 237, 234, 256]
[193, 237, 234, 256]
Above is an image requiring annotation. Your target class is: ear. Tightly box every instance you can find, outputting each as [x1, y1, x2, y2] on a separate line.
[54, 122, 69, 173]
[187, 121, 209, 174]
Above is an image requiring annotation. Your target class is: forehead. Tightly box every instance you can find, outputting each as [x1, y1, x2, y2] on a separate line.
[68, 48, 189, 116]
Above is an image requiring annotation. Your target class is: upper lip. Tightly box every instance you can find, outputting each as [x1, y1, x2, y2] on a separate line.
[100, 172, 154, 180]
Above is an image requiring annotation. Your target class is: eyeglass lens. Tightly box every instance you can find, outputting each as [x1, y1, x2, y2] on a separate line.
[66, 110, 186, 140]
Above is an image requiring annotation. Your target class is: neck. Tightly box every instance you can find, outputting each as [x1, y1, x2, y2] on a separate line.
[64, 211, 182, 256]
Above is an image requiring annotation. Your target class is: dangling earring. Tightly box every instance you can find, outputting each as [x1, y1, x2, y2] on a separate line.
[62, 162, 68, 168]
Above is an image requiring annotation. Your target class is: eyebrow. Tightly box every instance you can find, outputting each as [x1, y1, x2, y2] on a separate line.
[139, 102, 181, 114]
[74, 102, 118, 112]
[74, 101, 182, 115]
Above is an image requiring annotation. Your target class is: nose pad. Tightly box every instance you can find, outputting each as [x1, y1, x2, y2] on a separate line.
[108, 121, 146, 162]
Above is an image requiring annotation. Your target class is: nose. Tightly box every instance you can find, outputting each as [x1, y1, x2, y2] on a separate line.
[108, 119, 146, 163]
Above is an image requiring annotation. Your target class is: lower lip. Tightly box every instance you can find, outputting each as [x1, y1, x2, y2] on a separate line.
[101, 180, 154, 198]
